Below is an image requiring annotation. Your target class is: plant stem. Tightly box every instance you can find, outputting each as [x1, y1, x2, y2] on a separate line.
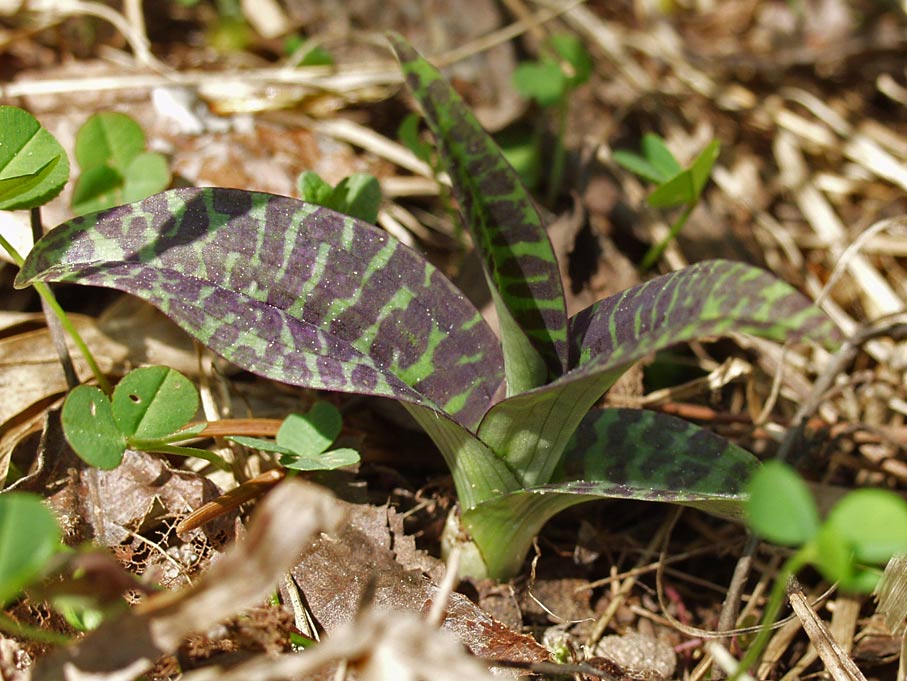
[129, 442, 231, 471]
[640, 201, 695, 272]
[0, 610, 71, 645]
[728, 549, 810, 680]
[32, 208, 79, 389]
[0, 221, 111, 395]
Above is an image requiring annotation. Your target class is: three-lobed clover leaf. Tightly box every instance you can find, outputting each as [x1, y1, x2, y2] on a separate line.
[71, 112, 170, 216]
[229, 401, 360, 471]
[62, 366, 201, 470]
[512, 33, 593, 108]
[297, 170, 382, 224]
[747, 461, 907, 593]
[0, 106, 70, 211]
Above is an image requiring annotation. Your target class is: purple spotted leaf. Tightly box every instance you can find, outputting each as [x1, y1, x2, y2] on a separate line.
[465, 407, 758, 577]
[16, 188, 503, 430]
[390, 34, 569, 394]
[476, 259, 839, 489]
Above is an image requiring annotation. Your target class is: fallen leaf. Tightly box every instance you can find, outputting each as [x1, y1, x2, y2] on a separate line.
[284, 500, 549, 668]
[32, 479, 344, 681]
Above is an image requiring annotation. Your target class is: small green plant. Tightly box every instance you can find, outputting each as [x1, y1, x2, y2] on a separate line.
[512, 33, 592, 203]
[613, 132, 720, 271]
[71, 112, 170, 216]
[228, 400, 360, 471]
[15, 36, 840, 579]
[736, 461, 907, 677]
[298, 171, 382, 224]
[61, 365, 226, 470]
[61, 367, 361, 474]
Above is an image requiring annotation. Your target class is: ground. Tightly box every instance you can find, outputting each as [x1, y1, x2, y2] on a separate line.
[1, 1, 906, 679]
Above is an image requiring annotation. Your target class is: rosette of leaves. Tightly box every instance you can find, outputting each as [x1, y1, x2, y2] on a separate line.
[16, 37, 839, 579]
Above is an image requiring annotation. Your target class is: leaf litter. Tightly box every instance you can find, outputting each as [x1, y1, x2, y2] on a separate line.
[2, 0, 907, 679]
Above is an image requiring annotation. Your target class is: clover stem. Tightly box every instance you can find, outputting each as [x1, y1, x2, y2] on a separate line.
[130, 442, 231, 471]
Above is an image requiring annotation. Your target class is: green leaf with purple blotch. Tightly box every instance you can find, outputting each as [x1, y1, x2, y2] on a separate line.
[476, 260, 839, 489]
[16, 187, 504, 431]
[465, 407, 759, 577]
[390, 34, 569, 394]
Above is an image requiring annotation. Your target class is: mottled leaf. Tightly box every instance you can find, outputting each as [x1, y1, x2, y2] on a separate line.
[478, 260, 839, 488]
[390, 34, 569, 393]
[17, 188, 503, 429]
[467, 407, 758, 578]
[571, 260, 839, 368]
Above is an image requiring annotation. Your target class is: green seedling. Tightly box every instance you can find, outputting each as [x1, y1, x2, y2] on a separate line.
[298, 171, 382, 224]
[735, 461, 907, 677]
[512, 33, 593, 203]
[229, 401, 360, 471]
[284, 37, 334, 67]
[16, 36, 840, 579]
[0, 106, 109, 393]
[61, 366, 223, 470]
[71, 112, 170, 216]
[613, 132, 720, 271]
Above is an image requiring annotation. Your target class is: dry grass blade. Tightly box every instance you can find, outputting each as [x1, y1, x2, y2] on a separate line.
[32, 480, 344, 681]
[786, 577, 867, 681]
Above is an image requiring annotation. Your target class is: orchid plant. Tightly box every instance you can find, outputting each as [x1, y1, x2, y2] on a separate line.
[15, 37, 839, 578]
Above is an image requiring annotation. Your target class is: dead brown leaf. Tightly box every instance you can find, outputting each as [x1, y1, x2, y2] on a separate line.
[284, 499, 549, 668]
[32, 479, 344, 681]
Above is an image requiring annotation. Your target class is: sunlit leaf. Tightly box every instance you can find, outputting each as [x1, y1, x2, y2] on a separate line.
[391, 34, 569, 392]
[17, 188, 504, 430]
[0, 106, 69, 210]
[111, 366, 199, 439]
[61, 386, 127, 469]
[747, 461, 820, 546]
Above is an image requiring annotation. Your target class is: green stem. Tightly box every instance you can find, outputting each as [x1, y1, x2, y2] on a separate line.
[728, 548, 811, 680]
[0, 610, 71, 646]
[639, 201, 695, 272]
[0, 229, 111, 395]
[129, 442, 231, 471]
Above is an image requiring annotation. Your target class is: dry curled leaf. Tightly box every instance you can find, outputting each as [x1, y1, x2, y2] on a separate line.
[32, 480, 344, 681]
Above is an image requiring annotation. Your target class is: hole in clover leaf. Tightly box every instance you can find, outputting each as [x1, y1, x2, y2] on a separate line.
[128, 394, 141, 403]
